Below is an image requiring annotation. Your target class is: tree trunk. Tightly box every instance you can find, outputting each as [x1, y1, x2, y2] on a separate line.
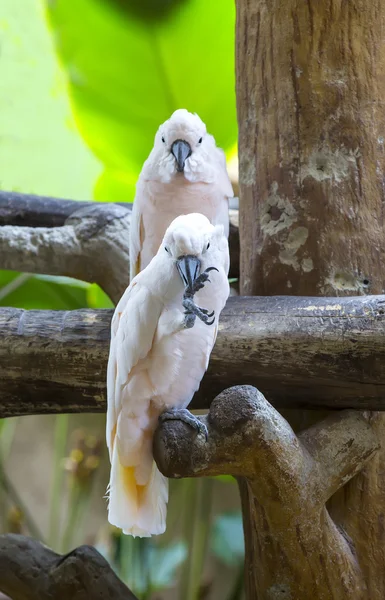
[237, 1, 385, 598]
[237, 0, 385, 297]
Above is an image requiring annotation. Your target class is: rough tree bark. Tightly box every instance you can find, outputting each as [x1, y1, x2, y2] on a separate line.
[2, 295, 385, 418]
[154, 386, 379, 599]
[237, 1, 385, 598]
[0, 192, 240, 290]
[0, 534, 138, 600]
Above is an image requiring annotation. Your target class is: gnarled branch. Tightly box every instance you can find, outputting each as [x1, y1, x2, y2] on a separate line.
[153, 386, 379, 599]
[0, 191, 240, 302]
[0, 201, 131, 304]
[0, 534, 137, 600]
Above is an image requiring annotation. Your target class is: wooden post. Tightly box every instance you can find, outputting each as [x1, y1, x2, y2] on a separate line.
[237, 0, 385, 297]
[237, 1, 385, 598]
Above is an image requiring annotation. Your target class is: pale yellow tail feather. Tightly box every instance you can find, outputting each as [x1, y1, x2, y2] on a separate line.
[107, 439, 168, 537]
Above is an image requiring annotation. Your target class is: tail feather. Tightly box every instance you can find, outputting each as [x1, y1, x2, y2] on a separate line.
[137, 462, 168, 535]
[107, 437, 168, 537]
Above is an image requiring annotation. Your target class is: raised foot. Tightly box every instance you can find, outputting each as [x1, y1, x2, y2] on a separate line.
[182, 297, 215, 326]
[159, 408, 208, 440]
[185, 267, 219, 296]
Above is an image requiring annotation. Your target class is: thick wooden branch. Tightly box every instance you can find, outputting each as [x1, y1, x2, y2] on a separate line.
[0, 201, 131, 304]
[1, 295, 385, 418]
[0, 534, 137, 600]
[154, 386, 378, 487]
[154, 386, 379, 599]
[0, 191, 239, 284]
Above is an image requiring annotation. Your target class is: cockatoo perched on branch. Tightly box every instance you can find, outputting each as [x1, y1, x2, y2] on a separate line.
[106, 213, 230, 537]
[129, 109, 233, 279]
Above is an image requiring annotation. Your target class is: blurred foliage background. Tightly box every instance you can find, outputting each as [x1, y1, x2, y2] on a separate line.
[0, 0, 242, 598]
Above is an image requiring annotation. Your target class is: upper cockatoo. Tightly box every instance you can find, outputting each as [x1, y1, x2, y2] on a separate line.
[107, 213, 230, 537]
[129, 108, 233, 280]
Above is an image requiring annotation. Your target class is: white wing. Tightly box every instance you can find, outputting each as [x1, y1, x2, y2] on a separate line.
[106, 280, 162, 458]
[216, 147, 234, 199]
[129, 185, 144, 281]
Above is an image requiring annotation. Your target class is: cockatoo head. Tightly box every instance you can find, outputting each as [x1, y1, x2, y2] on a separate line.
[144, 109, 221, 184]
[160, 212, 229, 290]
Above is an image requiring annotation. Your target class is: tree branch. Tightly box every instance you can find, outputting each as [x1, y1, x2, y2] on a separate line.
[153, 386, 379, 599]
[0, 191, 240, 289]
[0, 202, 131, 304]
[0, 534, 138, 600]
[1, 294, 385, 418]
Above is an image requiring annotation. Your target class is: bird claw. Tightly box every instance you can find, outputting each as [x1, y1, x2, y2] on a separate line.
[199, 308, 215, 318]
[185, 267, 219, 296]
[182, 298, 215, 326]
[183, 312, 196, 329]
[159, 408, 208, 440]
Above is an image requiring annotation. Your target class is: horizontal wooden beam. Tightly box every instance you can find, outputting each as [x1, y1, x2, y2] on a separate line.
[1, 294, 385, 418]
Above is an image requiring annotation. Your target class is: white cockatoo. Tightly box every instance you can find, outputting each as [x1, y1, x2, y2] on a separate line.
[129, 108, 233, 279]
[106, 213, 229, 537]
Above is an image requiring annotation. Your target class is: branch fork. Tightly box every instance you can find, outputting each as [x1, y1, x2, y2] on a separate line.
[154, 385, 379, 599]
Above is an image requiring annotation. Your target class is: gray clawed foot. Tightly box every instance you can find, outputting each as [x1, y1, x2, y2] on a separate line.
[182, 297, 215, 326]
[183, 312, 196, 329]
[159, 408, 208, 440]
[185, 267, 219, 296]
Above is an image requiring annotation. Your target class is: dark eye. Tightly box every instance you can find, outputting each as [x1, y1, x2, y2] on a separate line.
[198, 137, 202, 143]
[164, 246, 169, 253]
[206, 242, 210, 250]
[162, 136, 165, 143]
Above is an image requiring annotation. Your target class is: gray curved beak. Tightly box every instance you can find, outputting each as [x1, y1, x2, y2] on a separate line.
[176, 255, 201, 288]
[171, 140, 192, 172]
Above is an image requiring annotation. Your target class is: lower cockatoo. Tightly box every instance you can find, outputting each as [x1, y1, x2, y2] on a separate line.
[129, 108, 233, 280]
[106, 213, 230, 537]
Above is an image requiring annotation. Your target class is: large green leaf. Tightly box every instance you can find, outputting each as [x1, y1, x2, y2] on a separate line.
[0, 271, 88, 309]
[45, 0, 237, 201]
[0, 0, 100, 199]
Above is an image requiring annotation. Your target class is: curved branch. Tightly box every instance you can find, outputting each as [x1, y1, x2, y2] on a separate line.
[154, 386, 378, 489]
[0, 534, 138, 600]
[0, 203, 131, 304]
[154, 386, 378, 599]
[0, 191, 240, 292]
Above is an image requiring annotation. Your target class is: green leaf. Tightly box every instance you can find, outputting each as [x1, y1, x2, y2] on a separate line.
[87, 284, 114, 309]
[45, 0, 237, 201]
[213, 475, 236, 483]
[0, 0, 100, 199]
[0, 271, 88, 309]
[211, 512, 244, 567]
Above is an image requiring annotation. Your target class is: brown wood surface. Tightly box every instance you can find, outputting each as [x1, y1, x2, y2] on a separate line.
[0, 534, 138, 600]
[237, 0, 385, 298]
[0, 191, 240, 281]
[1, 294, 385, 418]
[154, 386, 378, 600]
[236, 0, 385, 598]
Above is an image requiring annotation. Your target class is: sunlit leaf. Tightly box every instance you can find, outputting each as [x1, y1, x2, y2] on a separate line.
[214, 475, 236, 483]
[0, 271, 88, 309]
[0, 0, 100, 198]
[45, 0, 237, 201]
[87, 283, 114, 309]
